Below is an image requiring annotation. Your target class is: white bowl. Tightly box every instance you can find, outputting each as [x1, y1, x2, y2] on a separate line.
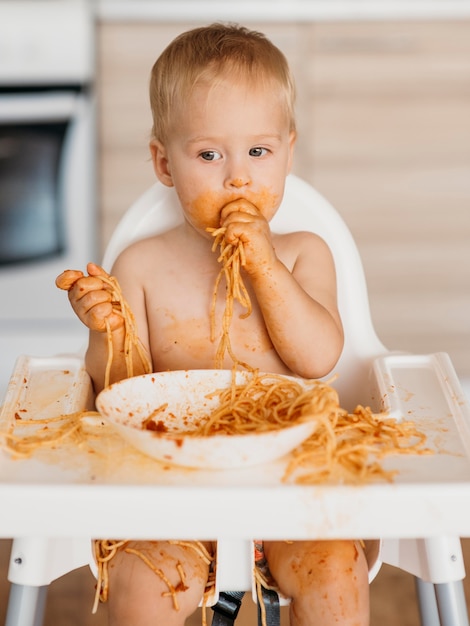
[95, 370, 320, 469]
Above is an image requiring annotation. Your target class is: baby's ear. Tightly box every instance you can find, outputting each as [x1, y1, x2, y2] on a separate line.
[287, 130, 297, 174]
[150, 140, 173, 187]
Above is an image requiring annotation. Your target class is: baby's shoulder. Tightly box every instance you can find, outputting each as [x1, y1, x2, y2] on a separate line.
[115, 229, 176, 261]
[274, 229, 326, 245]
[110, 231, 174, 278]
[274, 231, 336, 279]
[273, 230, 331, 263]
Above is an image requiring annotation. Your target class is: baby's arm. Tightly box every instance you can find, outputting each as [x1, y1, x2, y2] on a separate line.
[57, 259, 151, 393]
[251, 234, 343, 378]
[221, 202, 343, 379]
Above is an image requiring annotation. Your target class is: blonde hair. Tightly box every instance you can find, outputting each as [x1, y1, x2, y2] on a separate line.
[149, 23, 296, 142]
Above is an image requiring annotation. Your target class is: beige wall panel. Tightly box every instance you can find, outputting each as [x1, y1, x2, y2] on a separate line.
[309, 21, 470, 376]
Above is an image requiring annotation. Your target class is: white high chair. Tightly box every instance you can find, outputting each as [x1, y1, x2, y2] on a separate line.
[2, 174, 470, 626]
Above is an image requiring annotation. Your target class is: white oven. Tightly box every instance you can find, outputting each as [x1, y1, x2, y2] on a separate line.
[0, 1, 96, 400]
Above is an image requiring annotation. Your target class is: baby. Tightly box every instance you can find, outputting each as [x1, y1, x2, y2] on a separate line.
[61, 23, 371, 626]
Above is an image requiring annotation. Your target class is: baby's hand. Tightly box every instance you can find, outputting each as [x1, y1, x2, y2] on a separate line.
[56, 263, 124, 332]
[220, 199, 275, 273]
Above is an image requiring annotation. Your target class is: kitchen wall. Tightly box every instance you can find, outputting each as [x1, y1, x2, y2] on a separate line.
[96, 19, 470, 380]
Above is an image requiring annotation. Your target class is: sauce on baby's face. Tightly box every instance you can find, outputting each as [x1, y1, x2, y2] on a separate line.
[186, 187, 280, 235]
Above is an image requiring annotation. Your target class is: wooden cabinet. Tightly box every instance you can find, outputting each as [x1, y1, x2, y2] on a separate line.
[97, 20, 470, 377]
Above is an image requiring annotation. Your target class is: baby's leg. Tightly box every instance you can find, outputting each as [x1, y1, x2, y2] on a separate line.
[263, 539, 369, 626]
[107, 540, 213, 626]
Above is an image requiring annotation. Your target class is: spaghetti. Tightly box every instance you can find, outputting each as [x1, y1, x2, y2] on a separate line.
[0, 410, 100, 459]
[55, 268, 152, 387]
[143, 372, 339, 438]
[283, 404, 431, 485]
[98, 273, 152, 387]
[207, 226, 253, 370]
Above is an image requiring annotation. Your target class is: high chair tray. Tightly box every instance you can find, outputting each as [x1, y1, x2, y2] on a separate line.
[1, 352, 470, 541]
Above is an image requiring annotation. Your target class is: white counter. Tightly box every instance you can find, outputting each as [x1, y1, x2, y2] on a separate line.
[95, 0, 470, 22]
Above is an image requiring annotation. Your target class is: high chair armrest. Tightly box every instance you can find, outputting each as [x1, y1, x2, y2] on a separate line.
[368, 353, 469, 585]
[1, 355, 95, 586]
[372, 352, 470, 440]
[0, 354, 94, 431]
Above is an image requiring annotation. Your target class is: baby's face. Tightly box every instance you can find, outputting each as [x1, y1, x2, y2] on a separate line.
[156, 77, 295, 236]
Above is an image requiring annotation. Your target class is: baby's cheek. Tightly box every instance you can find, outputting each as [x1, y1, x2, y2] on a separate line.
[254, 188, 279, 218]
[190, 192, 224, 229]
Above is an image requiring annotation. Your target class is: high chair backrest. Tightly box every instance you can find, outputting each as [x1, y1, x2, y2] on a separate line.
[102, 174, 386, 410]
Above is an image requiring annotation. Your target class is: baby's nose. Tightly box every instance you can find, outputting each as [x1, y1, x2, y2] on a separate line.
[230, 177, 248, 189]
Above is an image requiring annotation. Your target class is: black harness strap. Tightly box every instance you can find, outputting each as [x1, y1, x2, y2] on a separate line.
[257, 585, 281, 626]
[211, 591, 245, 626]
[210, 587, 281, 626]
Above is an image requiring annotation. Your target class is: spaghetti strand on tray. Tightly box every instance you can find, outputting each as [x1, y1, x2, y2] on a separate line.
[283, 404, 431, 485]
[0, 410, 100, 459]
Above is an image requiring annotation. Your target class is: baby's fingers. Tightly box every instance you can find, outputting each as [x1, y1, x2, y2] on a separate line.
[86, 262, 110, 279]
[220, 198, 258, 222]
[72, 289, 123, 332]
[85, 301, 123, 333]
[56, 264, 110, 291]
[55, 269, 84, 291]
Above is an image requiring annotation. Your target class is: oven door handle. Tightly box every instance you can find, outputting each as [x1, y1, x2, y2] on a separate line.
[0, 91, 80, 123]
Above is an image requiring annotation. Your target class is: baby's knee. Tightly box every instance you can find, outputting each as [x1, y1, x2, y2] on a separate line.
[264, 540, 368, 599]
[107, 540, 212, 625]
[313, 540, 368, 582]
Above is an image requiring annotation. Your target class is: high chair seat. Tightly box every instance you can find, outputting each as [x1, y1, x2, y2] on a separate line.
[1, 174, 470, 626]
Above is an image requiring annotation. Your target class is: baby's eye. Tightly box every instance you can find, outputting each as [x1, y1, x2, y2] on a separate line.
[249, 147, 268, 158]
[200, 150, 221, 161]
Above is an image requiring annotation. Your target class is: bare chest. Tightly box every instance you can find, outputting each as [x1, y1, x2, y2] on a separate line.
[143, 264, 287, 374]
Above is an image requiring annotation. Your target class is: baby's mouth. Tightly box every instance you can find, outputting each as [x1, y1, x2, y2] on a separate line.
[223, 197, 259, 212]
